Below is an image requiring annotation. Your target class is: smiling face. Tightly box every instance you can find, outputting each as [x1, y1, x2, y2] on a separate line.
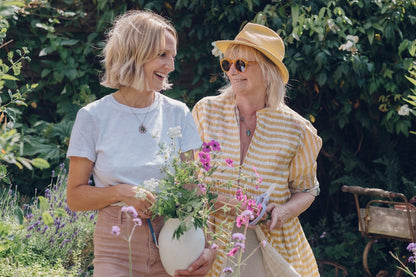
[224, 47, 267, 98]
[143, 30, 177, 93]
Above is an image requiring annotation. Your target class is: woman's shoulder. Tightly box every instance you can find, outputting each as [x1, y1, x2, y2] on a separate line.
[158, 93, 190, 110]
[263, 104, 318, 133]
[194, 94, 233, 110]
[81, 94, 114, 113]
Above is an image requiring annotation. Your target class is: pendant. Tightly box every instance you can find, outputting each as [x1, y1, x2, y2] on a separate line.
[139, 124, 147, 134]
[246, 129, 251, 136]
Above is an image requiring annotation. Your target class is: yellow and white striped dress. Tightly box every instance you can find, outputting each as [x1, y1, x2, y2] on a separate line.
[192, 94, 322, 277]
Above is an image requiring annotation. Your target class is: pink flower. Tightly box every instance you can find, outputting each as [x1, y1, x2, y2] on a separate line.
[198, 183, 206, 192]
[209, 140, 221, 151]
[223, 267, 234, 273]
[225, 158, 234, 167]
[246, 199, 257, 212]
[261, 240, 267, 247]
[227, 247, 239, 257]
[202, 142, 212, 153]
[211, 243, 219, 250]
[121, 206, 138, 218]
[202, 161, 212, 171]
[111, 225, 120, 236]
[252, 166, 263, 184]
[198, 151, 211, 163]
[236, 215, 249, 228]
[236, 188, 247, 203]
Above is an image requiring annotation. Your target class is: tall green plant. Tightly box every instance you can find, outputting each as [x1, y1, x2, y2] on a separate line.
[0, 14, 49, 186]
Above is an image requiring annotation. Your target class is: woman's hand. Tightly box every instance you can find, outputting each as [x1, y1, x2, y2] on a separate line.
[265, 203, 290, 230]
[173, 247, 217, 276]
[264, 192, 315, 231]
[119, 184, 156, 219]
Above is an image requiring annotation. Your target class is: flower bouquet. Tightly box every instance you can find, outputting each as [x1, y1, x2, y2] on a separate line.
[134, 127, 268, 276]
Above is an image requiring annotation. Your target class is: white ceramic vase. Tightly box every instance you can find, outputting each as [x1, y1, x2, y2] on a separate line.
[158, 218, 205, 276]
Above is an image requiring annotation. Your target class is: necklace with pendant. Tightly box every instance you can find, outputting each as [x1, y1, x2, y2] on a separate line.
[120, 92, 154, 134]
[240, 116, 255, 136]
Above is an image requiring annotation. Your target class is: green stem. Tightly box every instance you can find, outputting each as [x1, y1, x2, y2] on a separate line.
[128, 240, 132, 277]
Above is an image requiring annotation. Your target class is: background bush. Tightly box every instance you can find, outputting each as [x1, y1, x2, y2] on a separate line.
[0, 0, 415, 275]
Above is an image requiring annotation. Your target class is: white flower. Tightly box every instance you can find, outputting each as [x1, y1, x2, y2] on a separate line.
[211, 43, 222, 57]
[346, 35, 359, 43]
[398, 104, 411, 116]
[167, 126, 182, 139]
[339, 35, 359, 53]
[142, 178, 160, 193]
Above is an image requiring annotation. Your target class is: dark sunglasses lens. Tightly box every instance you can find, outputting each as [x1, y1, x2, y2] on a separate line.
[221, 60, 231, 72]
[235, 60, 247, 72]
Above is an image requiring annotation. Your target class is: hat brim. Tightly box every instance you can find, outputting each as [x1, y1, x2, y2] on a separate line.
[214, 40, 289, 84]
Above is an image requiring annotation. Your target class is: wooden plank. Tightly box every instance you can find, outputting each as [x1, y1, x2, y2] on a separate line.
[359, 206, 416, 240]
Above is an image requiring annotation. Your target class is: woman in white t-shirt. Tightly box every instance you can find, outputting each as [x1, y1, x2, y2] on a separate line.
[66, 10, 215, 277]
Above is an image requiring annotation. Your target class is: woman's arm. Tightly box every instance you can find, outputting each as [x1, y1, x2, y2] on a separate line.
[66, 156, 154, 217]
[265, 192, 315, 230]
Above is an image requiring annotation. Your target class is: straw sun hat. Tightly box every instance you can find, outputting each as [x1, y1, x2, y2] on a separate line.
[213, 23, 289, 84]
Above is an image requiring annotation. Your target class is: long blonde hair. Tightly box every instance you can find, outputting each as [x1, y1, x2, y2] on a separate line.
[100, 10, 177, 91]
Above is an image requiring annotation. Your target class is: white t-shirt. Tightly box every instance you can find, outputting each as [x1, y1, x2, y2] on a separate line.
[67, 92, 202, 188]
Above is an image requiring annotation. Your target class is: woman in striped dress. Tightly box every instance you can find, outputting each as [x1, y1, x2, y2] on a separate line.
[192, 23, 322, 277]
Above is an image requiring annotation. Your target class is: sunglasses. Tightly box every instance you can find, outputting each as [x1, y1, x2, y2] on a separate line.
[220, 58, 256, 73]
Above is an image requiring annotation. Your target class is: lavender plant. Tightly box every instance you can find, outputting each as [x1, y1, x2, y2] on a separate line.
[0, 164, 96, 276]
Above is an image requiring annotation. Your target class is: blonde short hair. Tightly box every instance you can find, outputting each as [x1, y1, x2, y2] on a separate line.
[219, 44, 287, 109]
[100, 10, 177, 91]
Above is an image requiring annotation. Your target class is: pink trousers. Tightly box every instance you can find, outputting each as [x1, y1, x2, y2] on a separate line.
[93, 206, 169, 277]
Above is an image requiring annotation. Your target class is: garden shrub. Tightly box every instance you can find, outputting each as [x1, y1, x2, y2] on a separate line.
[0, 165, 96, 276]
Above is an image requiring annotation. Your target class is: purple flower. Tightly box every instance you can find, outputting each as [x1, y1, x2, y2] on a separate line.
[320, 231, 327, 239]
[407, 243, 416, 252]
[235, 242, 245, 250]
[223, 267, 234, 273]
[111, 225, 121, 236]
[409, 255, 415, 263]
[211, 243, 219, 250]
[209, 140, 221, 151]
[232, 232, 245, 241]
[241, 209, 254, 220]
[133, 218, 142, 226]
[45, 188, 51, 199]
[121, 206, 138, 218]
[225, 158, 234, 167]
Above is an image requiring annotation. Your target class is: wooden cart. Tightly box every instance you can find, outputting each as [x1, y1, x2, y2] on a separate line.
[341, 185, 416, 277]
